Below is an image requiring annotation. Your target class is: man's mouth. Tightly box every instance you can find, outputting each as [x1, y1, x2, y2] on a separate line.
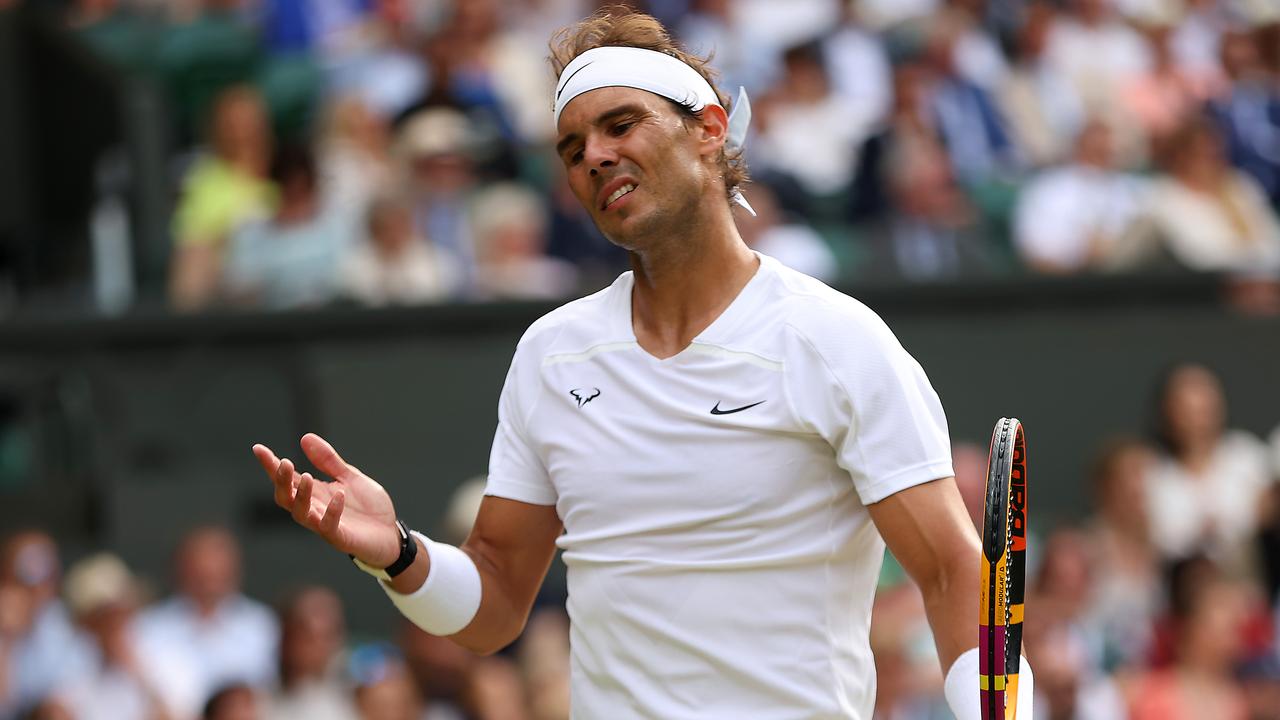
[604, 183, 637, 209]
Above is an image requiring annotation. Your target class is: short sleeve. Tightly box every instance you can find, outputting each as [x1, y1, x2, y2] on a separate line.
[784, 304, 953, 505]
[484, 346, 557, 506]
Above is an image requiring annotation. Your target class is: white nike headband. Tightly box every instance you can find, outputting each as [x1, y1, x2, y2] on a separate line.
[553, 46, 755, 214]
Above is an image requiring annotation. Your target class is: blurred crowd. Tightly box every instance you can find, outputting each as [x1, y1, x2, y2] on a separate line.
[874, 363, 1280, 720]
[4, 0, 1274, 312]
[0, 480, 573, 720]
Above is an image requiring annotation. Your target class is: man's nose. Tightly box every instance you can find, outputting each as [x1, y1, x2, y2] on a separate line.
[585, 138, 618, 176]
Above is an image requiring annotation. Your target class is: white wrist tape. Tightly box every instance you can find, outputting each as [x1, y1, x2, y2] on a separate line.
[944, 647, 1034, 720]
[379, 531, 481, 636]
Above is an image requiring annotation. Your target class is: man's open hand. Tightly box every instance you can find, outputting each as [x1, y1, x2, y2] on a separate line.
[252, 433, 401, 568]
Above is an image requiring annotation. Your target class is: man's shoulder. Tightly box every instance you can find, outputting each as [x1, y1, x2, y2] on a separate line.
[762, 260, 893, 347]
[513, 274, 630, 359]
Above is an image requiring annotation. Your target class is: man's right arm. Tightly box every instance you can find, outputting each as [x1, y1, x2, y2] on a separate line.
[253, 436, 560, 656]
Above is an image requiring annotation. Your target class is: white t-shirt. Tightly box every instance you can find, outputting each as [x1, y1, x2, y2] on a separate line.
[485, 254, 953, 719]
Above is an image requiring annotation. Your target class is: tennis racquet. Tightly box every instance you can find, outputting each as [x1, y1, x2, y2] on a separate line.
[979, 418, 1027, 720]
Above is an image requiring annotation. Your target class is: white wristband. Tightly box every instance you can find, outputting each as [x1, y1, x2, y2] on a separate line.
[378, 531, 481, 636]
[944, 647, 1034, 720]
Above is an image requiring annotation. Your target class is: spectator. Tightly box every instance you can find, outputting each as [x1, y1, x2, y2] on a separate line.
[1146, 363, 1274, 570]
[203, 684, 262, 720]
[821, 1, 893, 131]
[398, 620, 529, 720]
[677, 0, 779, 97]
[348, 644, 423, 720]
[997, 1, 1086, 168]
[753, 41, 876, 204]
[396, 108, 482, 290]
[1206, 27, 1280, 209]
[339, 194, 460, 306]
[156, 0, 262, 142]
[469, 183, 578, 301]
[136, 526, 279, 705]
[1140, 117, 1280, 273]
[1123, 17, 1216, 147]
[224, 144, 354, 310]
[323, 0, 430, 121]
[867, 580, 947, 718]
[1021, 618, 1126, 720]
[1083, 437, 1161, 671]
[265, 587, 356, 720]
[737, 182, 839, 283]
[516, 609, 570, 720]
[0, 531, 91, 718]
[319, 96, 396, 215]
[1045, 0, 1153, 163]
[169, 86, 275, 311]
[56, 553, 202, 720]
[1128, 558, 1252, 720]
[1012, 119, 1147, 274]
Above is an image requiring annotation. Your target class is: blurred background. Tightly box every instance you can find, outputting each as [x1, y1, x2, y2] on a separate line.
[0, 0, 1279, 718]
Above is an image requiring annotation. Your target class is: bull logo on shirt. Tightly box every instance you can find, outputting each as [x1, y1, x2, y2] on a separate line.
[570, 388, 601, 408]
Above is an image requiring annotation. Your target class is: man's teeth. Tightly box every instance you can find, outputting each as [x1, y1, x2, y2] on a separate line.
[607, 184, 636, 206]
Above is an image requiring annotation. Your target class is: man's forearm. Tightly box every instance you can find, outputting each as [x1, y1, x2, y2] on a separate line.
[920, 544, 982, 673]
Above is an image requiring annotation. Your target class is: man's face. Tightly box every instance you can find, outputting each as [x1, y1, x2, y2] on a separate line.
[555, 86, 719, 250]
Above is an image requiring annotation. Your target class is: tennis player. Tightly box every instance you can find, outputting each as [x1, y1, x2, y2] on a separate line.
[254, 11, 1032, 719]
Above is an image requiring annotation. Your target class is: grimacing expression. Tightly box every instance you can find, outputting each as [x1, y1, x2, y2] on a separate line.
[555, 86, 726, 249]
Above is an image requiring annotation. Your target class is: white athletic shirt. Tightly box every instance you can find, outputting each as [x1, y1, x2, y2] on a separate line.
[485, 254, 953, 719]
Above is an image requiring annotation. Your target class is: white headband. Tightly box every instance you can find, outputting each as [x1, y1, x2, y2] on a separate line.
[553, 46, 755, 215]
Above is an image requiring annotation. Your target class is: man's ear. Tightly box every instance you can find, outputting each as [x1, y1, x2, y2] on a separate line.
[695, 103, 729, 159]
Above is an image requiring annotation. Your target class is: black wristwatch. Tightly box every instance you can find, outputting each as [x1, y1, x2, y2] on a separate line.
[351, 520, 418, 581]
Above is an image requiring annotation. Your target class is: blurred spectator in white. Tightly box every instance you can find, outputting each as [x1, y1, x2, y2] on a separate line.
[1170, 0, 1231, 84]
[169, 86, 276, 312]
[340, 194, 459, 306]
[1013, 119, 1147, 274]
[1045, 0, 1154, 164]
[998, 1, 1086, 167]
[924, 10, 1022, 189]
[203, 684, 263, 720]
[0, 531, 91, 718]
[1123, 15, 1218, 148]
[733, 0, 841, 65]
[754, 41, 877, 201]
[397, 108, 481, 291]
[676, 0, 783, 95]
[56, 553, 202, 720]
[1146, 364, 1274, 570]
[1022, 618, 1126, 720]
[225, 145, 353, 310]
[1128, 557, 1251, 720]
[319, 96, 395, 215]
[507, 0, 592, 51]
[265, 587, 356, 720]
[470, 184, 577, 301]
[1083, 438, 1161, 671]
[517, 609, 570, 720]
[1206, 27, 1280, 209]
[737, 183, 839, 283]
[1140, 117, 1280, 272]
[136, 527, 278, 706]
[821, 2, 892, 131]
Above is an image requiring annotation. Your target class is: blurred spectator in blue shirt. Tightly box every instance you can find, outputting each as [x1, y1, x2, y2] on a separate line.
[135, 527, 279, 705]
[225, 144, 355, 309]
[1207, 27, 1280, 209]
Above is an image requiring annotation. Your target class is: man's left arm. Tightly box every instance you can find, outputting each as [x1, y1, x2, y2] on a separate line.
[868, 476, 1034, 719]
[867, 476, 979, 671]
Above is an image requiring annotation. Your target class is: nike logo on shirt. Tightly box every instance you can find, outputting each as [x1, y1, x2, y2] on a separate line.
[710, 401, 766, 415]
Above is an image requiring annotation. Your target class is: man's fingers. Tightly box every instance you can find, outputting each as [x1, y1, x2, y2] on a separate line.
[251, 444, 279, 476]
[292, 472, 315, 526]
[300, 433, 353, 481]
[319, 490, 345, 539]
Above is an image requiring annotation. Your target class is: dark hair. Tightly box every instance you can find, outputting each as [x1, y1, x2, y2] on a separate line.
[1148, 362, 1222, 457]
[269, 144, 317, 190]
[202, 683, 255, 720]
[548, 8, 749, 205]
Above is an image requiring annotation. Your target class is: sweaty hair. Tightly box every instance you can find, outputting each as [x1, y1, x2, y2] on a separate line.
[549, 9, 749, 205]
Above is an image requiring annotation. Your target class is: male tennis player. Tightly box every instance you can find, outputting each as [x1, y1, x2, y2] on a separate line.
[253, 11, 1032, 719]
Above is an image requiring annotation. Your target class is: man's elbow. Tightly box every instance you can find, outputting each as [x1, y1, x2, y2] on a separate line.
[451, 618, 527, 656]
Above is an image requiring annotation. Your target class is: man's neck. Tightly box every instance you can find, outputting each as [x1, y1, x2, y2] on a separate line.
[629, 206, 758, 359]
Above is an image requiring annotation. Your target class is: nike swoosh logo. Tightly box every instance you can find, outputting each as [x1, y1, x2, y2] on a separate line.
[556, 61, 593, 102]
[710, 401, 766, 415]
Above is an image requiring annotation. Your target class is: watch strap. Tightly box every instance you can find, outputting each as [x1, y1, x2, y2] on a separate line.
[350, 520, 418, 581]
